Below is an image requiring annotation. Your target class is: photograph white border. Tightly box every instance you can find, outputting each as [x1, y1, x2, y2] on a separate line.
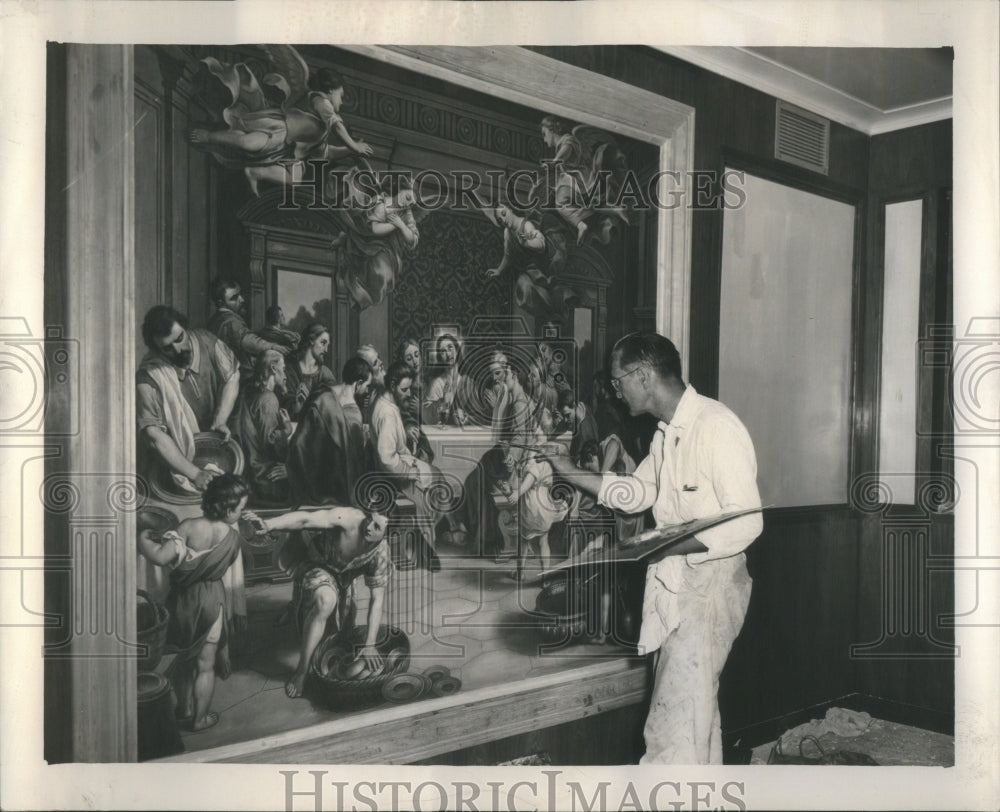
[1, 1, 997, 810]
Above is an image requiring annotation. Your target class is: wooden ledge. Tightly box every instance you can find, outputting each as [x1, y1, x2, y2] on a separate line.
[156, 657, 648, 764]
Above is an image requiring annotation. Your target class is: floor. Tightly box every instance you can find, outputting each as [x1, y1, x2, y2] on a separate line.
[165, 546, 637, 756]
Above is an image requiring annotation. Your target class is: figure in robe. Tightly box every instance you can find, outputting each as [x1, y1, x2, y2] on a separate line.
[188, 45, 373, 195]
[332, 171, 428, 311]
[285, 364, 373, 507]
[423, 332, 476, 427]
[483, 204, 578, 319]
[535, 115, 630, 245]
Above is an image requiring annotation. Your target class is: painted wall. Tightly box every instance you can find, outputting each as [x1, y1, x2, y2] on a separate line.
[133, 45, 218, 351]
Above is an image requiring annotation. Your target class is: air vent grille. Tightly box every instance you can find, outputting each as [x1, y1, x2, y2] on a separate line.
[774, 100, 829, 175]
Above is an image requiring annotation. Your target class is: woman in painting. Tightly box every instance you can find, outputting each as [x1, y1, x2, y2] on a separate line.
[336, 175, 424, 311]
[499, 360, 540, 466]
[136, 474, 250, 731]
[538, 339, 573, 393]
[282, 323, 337, 422]
[483, 204, 575, 317]
[527, 356, 559, 419]
[189, 46, 373, 196]
[423, 333, 473, 427]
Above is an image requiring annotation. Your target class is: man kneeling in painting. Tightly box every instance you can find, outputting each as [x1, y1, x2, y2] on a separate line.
[245, 507, 391, 699]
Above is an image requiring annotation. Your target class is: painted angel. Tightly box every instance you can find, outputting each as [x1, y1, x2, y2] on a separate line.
[189, 45, 373, 195]
[536, 115, 630, 245]
[482, 204, 577, 315]
[334, 172, 428, 310]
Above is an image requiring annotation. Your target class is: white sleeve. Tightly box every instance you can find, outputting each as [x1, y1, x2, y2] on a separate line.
[596, 444, 658, 515]
[688, 414, 763, 563]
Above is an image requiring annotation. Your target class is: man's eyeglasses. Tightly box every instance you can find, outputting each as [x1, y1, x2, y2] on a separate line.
[610, 366, 642, 393]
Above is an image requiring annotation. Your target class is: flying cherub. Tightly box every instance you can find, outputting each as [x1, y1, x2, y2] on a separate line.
[189, 45, 373, 195]
[535, 115, 630, 245]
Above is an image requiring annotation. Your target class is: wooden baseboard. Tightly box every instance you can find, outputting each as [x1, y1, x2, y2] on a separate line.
[156, 657, 648, 764]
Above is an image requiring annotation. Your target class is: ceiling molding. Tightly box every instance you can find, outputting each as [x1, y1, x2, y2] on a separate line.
[657, 46, 952, 136]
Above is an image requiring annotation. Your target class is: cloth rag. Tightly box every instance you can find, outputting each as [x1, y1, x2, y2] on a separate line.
[779, 707, 873, 750]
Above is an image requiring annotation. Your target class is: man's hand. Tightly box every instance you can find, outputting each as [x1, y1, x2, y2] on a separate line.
[485, 267, 501, 278]
[406, 424, 420, 445]
[265, 464, 288, 482]
[210, 422, 232, 442]
[241, 510, 269, 536]
[358, 644, 383, 673]
[534, 442, 575, 473]
[193, 467, 221, 491]
[278, 408, 293, 432]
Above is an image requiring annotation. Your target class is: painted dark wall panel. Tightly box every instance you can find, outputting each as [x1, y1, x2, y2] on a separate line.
[721, 509, 861, 734]
[858, 119, 954, 719]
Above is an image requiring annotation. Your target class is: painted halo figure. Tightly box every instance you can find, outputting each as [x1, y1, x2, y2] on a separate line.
[423, 332, 474, 427]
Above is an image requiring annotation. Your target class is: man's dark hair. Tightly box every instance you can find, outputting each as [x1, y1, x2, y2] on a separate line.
[612, 332, 683, 383]
[577, 439, 601, 467]
[508, 359, 530, 392]
[385, 360, 413, 392]
[201, 474, 249, 521]
[252, 349, 284, 391]
[310, 67, 344, 93]
[557, 388, 578, 411]
[210, 278, 240, 308]
[141, 305, 189, 353]
[342, 356, 373, 386]
[264, 305, 282, 326]
[540, 114, 570, 136]
[297, 323, 329, 353]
